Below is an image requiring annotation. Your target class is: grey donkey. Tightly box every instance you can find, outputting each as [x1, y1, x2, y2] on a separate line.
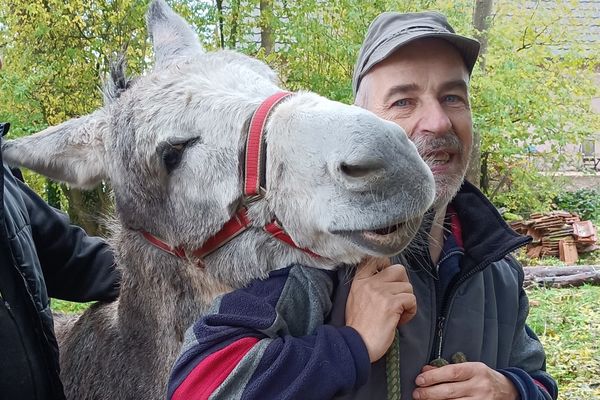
[2, 1, 435, 399]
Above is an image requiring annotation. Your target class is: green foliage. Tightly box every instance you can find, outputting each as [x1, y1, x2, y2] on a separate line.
[577, 250, 600, 265]
[502, 211, 523, 221]
[527, 285, 600, 399]
[51, 299, 91, 314]
[472, 1, 600, 214]
[1, 0, 598, 222]
[491, 169, 563, 215]
[554, 189, 600, 224]
[0, 0, 151, 132]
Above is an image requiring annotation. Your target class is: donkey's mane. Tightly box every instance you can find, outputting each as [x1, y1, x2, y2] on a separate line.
[103, 55, 134, 103]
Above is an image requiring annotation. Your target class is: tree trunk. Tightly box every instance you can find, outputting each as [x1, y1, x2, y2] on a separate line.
[472, 0, 493, 70]
[228, 0, 240, 49]
[260, 0, 274, 55]
[215, 0, 225, 49]
[62, 184, 113, 237]
[523, 266, 600, 288]
[467, 0, 494, 187]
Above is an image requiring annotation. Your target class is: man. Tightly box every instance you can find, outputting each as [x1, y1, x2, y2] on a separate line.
[167, 12, 557, 400]
[332, 11, 558, 400]
[0, 120, 119, 399]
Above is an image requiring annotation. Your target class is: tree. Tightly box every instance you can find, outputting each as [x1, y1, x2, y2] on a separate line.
[468, 0, 494, 187]
[470, 1, 599, 213]
[1, 0, 597, 225]
[0, 0, 150, 235]
[259, 0, 274, 55]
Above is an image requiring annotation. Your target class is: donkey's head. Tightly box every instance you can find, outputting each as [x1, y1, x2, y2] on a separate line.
[3, 0, 434, 287]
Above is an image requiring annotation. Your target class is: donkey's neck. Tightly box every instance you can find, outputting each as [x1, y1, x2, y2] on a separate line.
[112, 224, 338, 339]
[112, 228, 231, 342]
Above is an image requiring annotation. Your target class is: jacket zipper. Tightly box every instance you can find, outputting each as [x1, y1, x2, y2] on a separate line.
[430, 240, 528, 361]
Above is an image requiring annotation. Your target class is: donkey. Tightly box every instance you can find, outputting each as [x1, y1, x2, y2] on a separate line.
[2, 1, 435, 399]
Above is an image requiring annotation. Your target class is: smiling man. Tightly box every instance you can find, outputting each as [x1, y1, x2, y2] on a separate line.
[167, 11, 559, 400]
[336, 11, 559, 400]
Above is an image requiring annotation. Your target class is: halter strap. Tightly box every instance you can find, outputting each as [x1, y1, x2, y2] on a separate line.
[141, 91, 321, 265]
[244, 91, 291, 197]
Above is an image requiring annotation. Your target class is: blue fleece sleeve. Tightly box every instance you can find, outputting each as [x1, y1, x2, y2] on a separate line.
[499, 367, 557, 400]
[167, 265, 370, 400]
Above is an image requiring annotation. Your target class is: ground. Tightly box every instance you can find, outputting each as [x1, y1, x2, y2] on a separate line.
[527, 284, 600, 399]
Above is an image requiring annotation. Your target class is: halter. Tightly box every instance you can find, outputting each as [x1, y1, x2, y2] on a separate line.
[140, 91, 319, 266]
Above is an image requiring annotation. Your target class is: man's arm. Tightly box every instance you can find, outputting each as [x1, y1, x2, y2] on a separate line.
[167, 266, 371, 400]
[19, 179, 120, 302]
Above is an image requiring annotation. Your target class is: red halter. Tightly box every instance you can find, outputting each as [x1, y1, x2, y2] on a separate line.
[141, 92, 319, 265]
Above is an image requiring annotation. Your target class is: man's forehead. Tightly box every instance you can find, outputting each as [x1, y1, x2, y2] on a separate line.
[368, 41, 469, 85]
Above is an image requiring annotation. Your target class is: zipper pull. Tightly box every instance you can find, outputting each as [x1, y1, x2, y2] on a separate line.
[436, 316, 446, 359]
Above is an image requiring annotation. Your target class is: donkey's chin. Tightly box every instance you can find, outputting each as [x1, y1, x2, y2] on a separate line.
[335, 217, 421, 256]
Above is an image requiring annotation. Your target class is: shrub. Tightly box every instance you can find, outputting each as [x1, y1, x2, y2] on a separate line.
[553, 189, 600, 224]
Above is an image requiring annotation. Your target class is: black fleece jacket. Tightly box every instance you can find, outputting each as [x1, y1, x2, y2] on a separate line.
[0, 122, 119, 400]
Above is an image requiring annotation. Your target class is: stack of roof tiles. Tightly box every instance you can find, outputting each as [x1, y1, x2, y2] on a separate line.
[510, 211, 598, 262]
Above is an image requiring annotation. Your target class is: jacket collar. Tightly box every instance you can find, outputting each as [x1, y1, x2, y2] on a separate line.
[402, 180, 530, 275]
[449, 181, 530, 272]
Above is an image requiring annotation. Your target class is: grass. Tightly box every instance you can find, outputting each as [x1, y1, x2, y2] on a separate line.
[515, 248, 600, 267]
[526, 284, 600, 399]
[52, 285, 600, 398]
[51, 299, 92, 314]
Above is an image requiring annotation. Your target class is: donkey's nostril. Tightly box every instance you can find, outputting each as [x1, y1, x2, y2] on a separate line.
[339, 162, 382, 179]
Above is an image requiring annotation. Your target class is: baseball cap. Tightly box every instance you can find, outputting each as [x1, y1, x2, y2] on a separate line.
[352, 11, 481, 95]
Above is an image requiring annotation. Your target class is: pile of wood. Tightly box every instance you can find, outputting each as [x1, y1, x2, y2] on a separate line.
[510, 211, 598, 264]
[523, 265, 600, 288]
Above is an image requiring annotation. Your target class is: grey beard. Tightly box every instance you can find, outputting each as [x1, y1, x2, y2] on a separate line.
[412, 132, 469, 208]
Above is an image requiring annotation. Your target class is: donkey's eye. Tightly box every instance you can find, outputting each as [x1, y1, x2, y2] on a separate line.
[157, 137, 199, 174]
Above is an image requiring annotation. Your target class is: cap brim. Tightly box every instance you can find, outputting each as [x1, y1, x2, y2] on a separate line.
[356, 32, 480, 93]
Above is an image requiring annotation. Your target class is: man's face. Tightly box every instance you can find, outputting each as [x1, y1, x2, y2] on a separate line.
[357, 38, 473, 208]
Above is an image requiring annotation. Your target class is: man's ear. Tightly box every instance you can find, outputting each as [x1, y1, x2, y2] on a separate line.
[2, 109, 109, 189]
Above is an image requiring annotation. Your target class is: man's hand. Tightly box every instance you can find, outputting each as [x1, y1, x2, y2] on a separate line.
[412, 362, 519, 400]
[345, 257, 416, 363]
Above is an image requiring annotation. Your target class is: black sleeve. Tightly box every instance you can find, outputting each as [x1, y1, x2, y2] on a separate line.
[18, 179, 120, 302]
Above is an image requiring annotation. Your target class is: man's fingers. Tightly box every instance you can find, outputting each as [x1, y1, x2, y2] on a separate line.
[413, 380, 471, 399]
[395, 293, 417, 325]
[355, 256, 391, 279]
[416, 363, 474, 387]
[376, 263, 409, 282]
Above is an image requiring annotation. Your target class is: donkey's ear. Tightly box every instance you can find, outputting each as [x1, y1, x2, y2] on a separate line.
[2, 109, 108, 189]
[147, 0, 203, 70]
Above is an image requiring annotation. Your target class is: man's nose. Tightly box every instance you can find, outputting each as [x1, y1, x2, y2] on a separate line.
[417, 101, 452, 136]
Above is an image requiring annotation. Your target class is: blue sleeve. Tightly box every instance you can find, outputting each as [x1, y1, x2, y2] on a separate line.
[167, 265, 370, 400]
[499, 367, 557, 400]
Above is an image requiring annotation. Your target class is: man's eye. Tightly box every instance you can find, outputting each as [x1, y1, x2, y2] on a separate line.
[443, 95, 460, 103]
[392, 99, 410, 107]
